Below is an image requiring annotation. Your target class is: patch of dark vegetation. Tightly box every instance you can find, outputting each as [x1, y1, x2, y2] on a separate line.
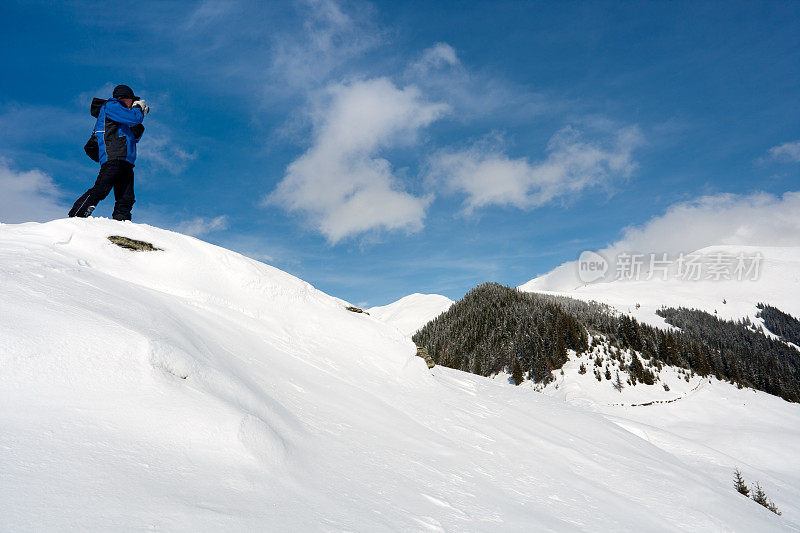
[413, 283, 587, 385]
[412, 282, 800, 402]
[108, 235, 163, 252]
[757, 303, 800, 346]
[657, 307, 800, 402]
[733, 469, 782, 515]
[345, 306, 369, 315]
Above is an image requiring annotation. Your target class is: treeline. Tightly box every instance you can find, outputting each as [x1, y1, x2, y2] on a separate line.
[757, 303, 800, 346]
[656, 307, 800, 402]
[412, 283, 800, 402]
[412, 283, 587, 384]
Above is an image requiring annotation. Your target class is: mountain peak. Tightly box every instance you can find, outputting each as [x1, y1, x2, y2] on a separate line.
[520, 244, 800, 327]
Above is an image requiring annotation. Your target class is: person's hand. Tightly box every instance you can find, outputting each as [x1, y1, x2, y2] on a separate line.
[133, 100, 149, 115]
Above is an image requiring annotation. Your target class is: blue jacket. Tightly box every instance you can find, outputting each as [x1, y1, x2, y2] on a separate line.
[92, 98, 145, 165]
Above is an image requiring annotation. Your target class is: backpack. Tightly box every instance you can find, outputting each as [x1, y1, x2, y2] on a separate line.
[83, 98, 106, 162]
[83, 135, 100, 162]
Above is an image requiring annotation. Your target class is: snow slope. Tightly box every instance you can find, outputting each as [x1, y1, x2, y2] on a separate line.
[1, 219, 796, 531]
[535, 347, 800, 529]
[520, 245, 800, 328]
[368, 293, 454, 336]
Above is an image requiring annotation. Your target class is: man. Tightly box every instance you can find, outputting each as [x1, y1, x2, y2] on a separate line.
[69, 84, 149, 221]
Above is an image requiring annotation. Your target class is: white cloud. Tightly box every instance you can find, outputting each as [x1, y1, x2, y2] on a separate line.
[611, 192, 800, 252]
[136, 123, 197, 176]
[267, 77, 448, 243]
[428, 126, 643, 212]
[405, 43, 549, 123]
[768, 140, 800, 163]
[0, 160, 64, 223]
[269, 0, 385, 93]
[176, 215, 229, 237]
[528, 191, 800, 290]
[409, 43, 459, 74]
[182, 0, 237, 31]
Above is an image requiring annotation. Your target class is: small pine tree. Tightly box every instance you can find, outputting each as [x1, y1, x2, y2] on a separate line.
[578, 362, 587, 374]
[511, 356, 524, 386]
[767, 500, 782, 516]
[605, 367, 612, 380]
[750, 482, 781, 515]
[613, 371, 624, 392]
[751, 482, 767, 506]
[733, 469, 749, 497]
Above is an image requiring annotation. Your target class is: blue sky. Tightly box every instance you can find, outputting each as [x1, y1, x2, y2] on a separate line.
[1, 0, 799, 306]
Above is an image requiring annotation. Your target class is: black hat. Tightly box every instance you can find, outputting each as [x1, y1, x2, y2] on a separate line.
[112, 84, 139, 101]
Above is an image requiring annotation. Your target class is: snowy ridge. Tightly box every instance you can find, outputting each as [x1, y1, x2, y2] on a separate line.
[368, 293, 454, 336]
[0, 219, 796, 530]
[520, 245, 800, 328]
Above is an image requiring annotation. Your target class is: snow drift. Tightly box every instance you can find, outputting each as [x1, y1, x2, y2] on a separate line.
[0, 219, 795, 531]
[368, 293, 454, 336]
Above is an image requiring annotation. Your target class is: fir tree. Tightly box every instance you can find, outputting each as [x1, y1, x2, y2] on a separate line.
[511, 356, 524, 386]
[767, 500, 782, 516]
[533, 354, 551, 384]
[613, 371, 624, 393]
[750, 480, 782, 515]
[733, 469, 749, 497]
[751, 482, 767, 506]
[556, 335, 567, 361]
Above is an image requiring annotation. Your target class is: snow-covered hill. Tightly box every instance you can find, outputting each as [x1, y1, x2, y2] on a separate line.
[534, 346, 800, 521]
[1, 219, 797, 530]
[368, 293, 454, 336]
[520, 245, 800, 328]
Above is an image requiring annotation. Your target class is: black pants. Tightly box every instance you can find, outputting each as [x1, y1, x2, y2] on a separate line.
[69, 160, 135, 220]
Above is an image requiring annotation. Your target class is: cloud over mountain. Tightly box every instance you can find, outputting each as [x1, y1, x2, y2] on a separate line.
[267, 78, 446, 243]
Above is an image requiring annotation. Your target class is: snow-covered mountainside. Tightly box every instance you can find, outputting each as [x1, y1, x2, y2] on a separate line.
[368, 293, 454, 336]
[520, 245, 800, 328]
[527, 346, 800, 520]
[1, 219, 797, 530]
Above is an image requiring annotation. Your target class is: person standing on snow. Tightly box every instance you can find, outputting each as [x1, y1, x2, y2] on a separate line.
[69, 84, 150, 221]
